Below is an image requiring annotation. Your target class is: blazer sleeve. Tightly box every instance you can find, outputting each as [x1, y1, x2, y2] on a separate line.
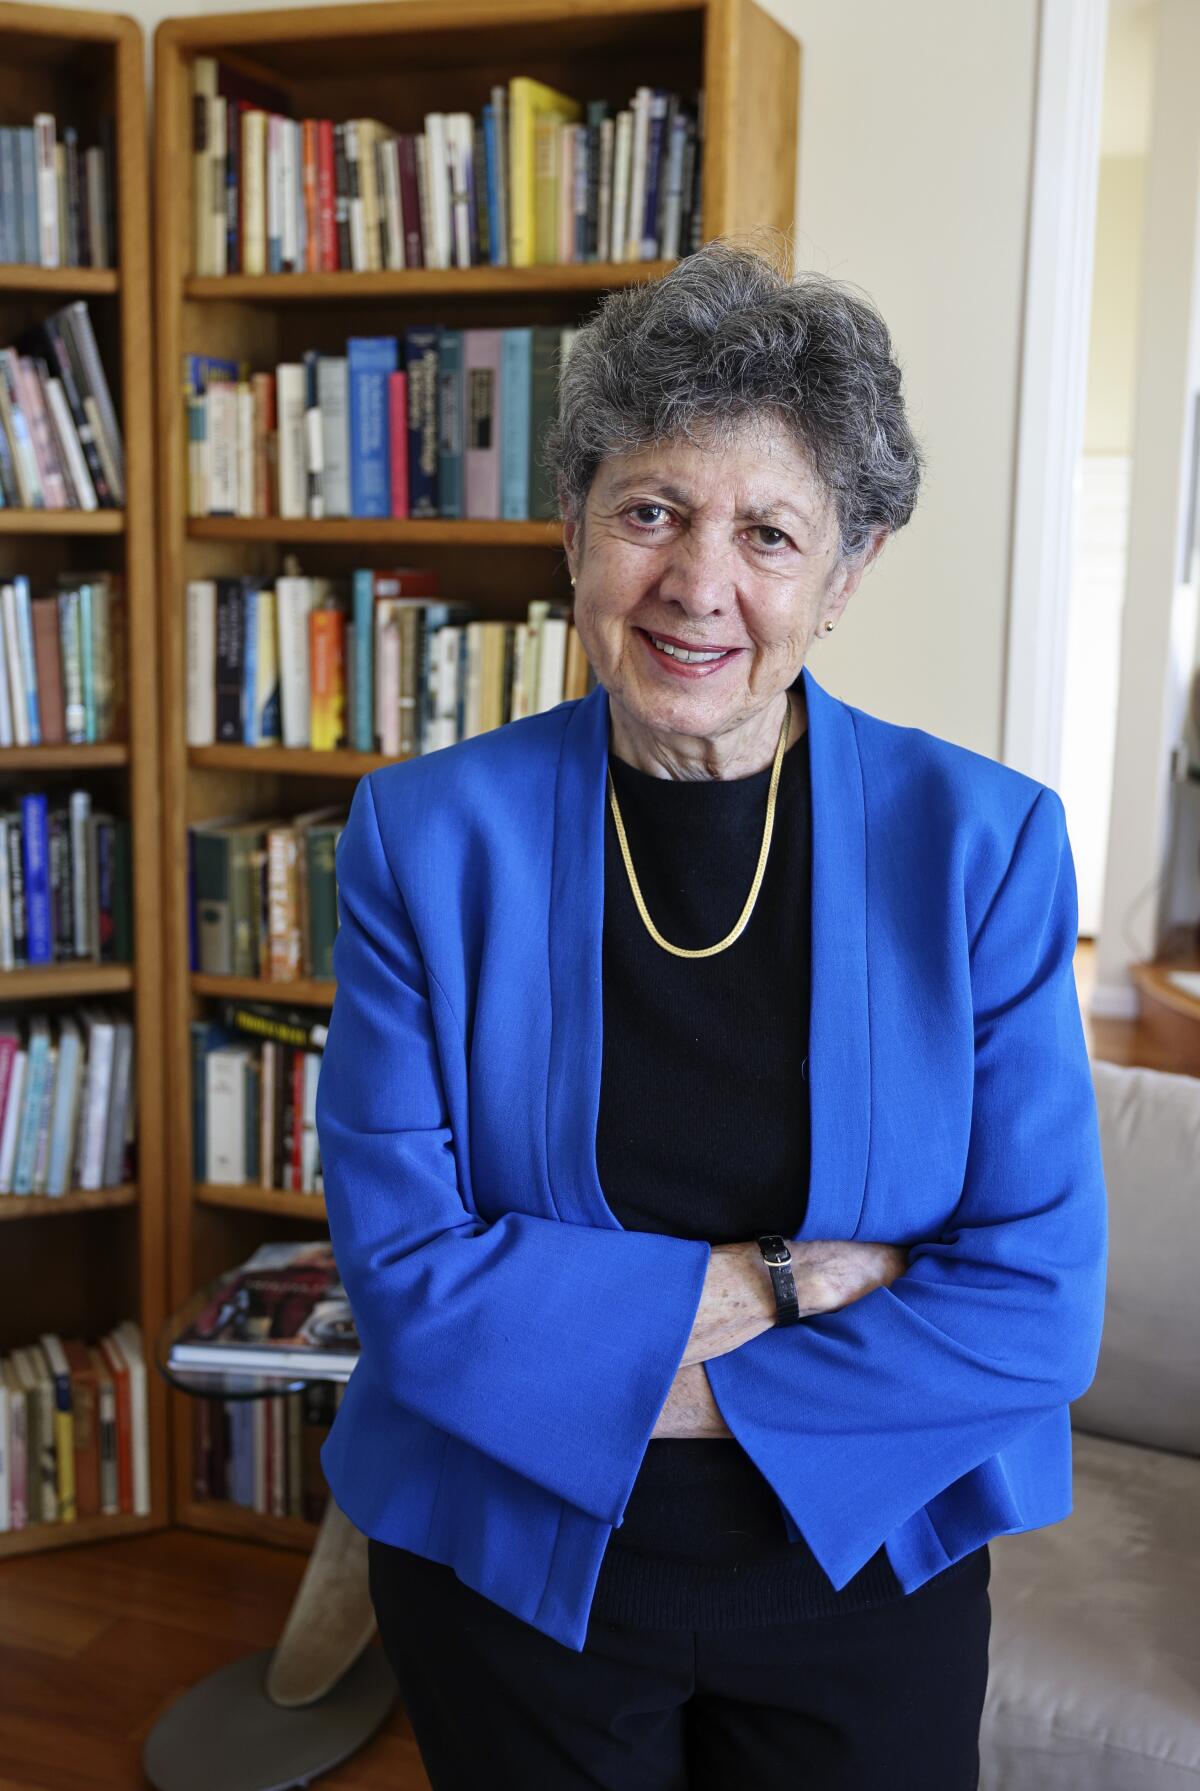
[704, 784, 1109, 1582]
[315, 771, 712, 1528]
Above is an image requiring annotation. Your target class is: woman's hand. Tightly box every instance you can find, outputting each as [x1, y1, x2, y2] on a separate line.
[679, 1238, 909, 1367]
[651, 1361, 734, 1438]
[658, 1238, 911, 1440]
[804, 1240, 910, 1316]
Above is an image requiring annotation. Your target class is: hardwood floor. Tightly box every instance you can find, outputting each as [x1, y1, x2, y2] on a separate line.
[0, 1526, 428, 1790]
[0, 938, 1187, 1791]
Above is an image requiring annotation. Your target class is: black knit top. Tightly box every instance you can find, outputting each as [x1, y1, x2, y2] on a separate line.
[587, 716, 976, 1630]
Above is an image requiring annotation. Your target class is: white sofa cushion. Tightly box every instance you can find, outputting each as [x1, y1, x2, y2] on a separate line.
[1071, 1060, 1200, 1455]
[983, 1429, 1200, 1788]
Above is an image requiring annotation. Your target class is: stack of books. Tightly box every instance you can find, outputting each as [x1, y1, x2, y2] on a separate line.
[188, 807, 345, 984]
[190, 60, 703, 273]
[0, 572, 126, 746]
[0, 115, 116, 269]
[0, 790, 132, 966]
[192, 1000, 328, 1194]
[169, 1241, 358, 1381]
[0, 1324, 150, 1530]
[0, 301, 126, 510]
[185, 323, 574, 521]
[0, 1008, 137, 1195]
[193, 1380, 342, 1521]
[186, 571, 591, 757]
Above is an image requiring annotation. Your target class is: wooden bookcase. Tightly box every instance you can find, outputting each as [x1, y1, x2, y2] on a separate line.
[154, 0, 800, 1549]
[0, 3, 167, 1558]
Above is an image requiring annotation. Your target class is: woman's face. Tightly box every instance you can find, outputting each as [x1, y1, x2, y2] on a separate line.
[563, 414, 884, 764]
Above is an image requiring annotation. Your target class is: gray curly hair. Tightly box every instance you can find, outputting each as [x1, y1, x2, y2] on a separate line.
[542, 234, 924, 567]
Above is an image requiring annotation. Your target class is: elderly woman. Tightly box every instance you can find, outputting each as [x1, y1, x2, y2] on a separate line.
[314, 239, 1108, 1791]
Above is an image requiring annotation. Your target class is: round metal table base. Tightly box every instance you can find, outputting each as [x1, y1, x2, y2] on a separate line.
[142, 1644, 398, 1791]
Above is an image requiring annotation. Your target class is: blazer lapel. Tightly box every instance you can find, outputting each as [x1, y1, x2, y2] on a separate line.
[546, 662, 872, 1241]
[800, 664, 871, 1242]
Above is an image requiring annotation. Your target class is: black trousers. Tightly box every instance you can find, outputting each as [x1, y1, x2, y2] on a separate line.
[367, 1538, 992, 1791]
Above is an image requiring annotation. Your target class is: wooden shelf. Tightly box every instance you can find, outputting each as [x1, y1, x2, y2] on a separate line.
[196, 1181, 327, 1220]
[0, 508, 124, 535]
[0, 961, 133, 998]
[0, 1, 169, 1556]
[177, 1499, 319, 1553]
[0, 264, 118, 295]
[189, 743, 400, 776]
[185, 260, 677, 302]
[0, 742, 128, 768]
[0, 1183, 137, 1221]
[191, 972, 335, 1007]
[0, 1509, 161, 1562]
[187, 515, 562, 546]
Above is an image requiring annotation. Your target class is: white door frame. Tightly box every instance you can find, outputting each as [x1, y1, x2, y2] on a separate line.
[1003, 0, 1110, 788]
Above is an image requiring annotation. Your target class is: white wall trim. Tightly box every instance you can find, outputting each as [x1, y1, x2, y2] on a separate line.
[1003, 0, 1110, 786]
[1088, 981, 1142, 1021]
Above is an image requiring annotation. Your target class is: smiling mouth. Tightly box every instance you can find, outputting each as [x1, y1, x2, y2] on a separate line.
[636, 628, 743, 667]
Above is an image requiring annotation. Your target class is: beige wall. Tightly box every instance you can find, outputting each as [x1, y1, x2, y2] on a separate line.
[759, 0, 1040, 755]
[1085, 157, 1147, 455]
[93, 0, 1041, 760]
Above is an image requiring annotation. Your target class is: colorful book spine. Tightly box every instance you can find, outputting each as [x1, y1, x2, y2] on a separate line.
[463, 328, 502, 520]
[347, 335, 397, 518]
[351, 570, 374, 752]
[404, 326, 440, 518]
[436, 330, 464, 519]
[500, 328, 532, 520]
[19, 794, 51, 964]
[387, 371, 408, 518]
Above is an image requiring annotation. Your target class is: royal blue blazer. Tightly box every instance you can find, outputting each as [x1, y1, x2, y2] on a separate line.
[315, 660, 1109, 1653]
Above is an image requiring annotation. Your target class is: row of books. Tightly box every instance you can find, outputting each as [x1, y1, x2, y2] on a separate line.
[0, 792, 132, 967]
[0, 1009, 136, 1196]
[0, 1323, 150, 1531]
[0, 116, 116, 269]
[192, 1380, 342, 1520]
[193, 1001, 329, 1194]
[169, 1242, 358, 1382]
[0, 301, 126, 511]
[0, 572, 126, 746]
[186, 572, 593, 757]
[191, 59, 703, 274]
[189, 808, 344, 983]
[185, 323, 574, 521]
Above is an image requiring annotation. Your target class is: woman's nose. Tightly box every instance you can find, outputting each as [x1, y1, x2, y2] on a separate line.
[657, 535, 740, 609]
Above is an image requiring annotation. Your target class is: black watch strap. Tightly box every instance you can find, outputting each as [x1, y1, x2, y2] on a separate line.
[757, 1234, 801, 1325]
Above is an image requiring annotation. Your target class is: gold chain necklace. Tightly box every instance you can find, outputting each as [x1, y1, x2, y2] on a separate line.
[607, 698, 792, 959]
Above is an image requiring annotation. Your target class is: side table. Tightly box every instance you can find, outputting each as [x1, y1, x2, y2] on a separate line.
[141, 1281, 397, 1791]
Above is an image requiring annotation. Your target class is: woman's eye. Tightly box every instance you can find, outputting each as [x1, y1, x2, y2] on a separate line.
[624, 509, 792, 553]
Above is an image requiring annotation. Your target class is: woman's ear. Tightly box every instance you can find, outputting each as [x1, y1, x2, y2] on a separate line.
[562, 514, 581, 584]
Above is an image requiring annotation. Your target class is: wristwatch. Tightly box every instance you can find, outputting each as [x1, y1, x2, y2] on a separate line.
[757, 1234, 802, 1325]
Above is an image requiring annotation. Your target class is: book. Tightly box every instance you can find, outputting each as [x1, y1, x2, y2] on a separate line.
[347, 336, 397, 518]
[404, 326, 440, 518]
[108, 1321, 150, 1515]
[37, 1333, 76, 1523]
[168, 1241, 359, 1381]
[508, 78, 583, 268]
[463, 329, 501, 520]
